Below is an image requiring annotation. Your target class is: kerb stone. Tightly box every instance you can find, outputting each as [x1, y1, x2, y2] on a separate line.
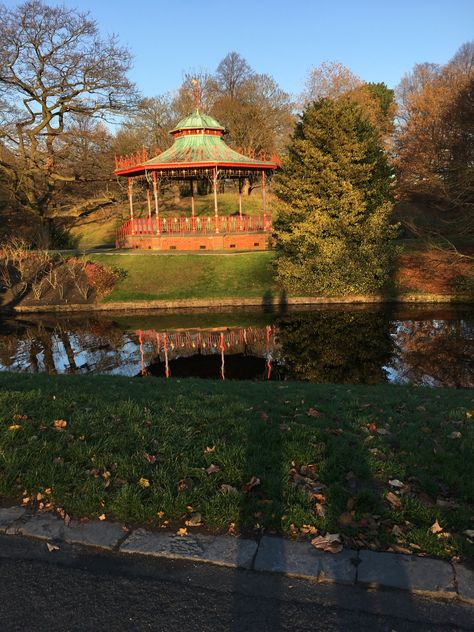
[358, 550, 456, 596]
[6, 512, 63, 540]
[62, 520, 126, 550]
[120, 529, 257, 569]
[454, 564, 474, 604]
[0, 507, 26, 533]
[254, 536, 357, 584]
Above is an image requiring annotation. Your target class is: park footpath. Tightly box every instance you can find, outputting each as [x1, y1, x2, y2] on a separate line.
[1, 505, 473, 607]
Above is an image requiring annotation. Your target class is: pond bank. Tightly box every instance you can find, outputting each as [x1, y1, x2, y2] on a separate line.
[3, 292, 473, 314]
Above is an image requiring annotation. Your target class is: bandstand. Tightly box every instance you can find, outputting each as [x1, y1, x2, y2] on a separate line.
[114, 96, 277, 251]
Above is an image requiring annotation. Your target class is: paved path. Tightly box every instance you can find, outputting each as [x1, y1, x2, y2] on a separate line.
[1, 535, 473, 632]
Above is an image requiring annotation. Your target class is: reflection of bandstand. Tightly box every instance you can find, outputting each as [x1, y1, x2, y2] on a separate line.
[136, 326, 276, 380]
[115, 86, 277, 251]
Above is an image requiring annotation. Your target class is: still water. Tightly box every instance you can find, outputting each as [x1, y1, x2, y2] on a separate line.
[0, 305, 473, 387]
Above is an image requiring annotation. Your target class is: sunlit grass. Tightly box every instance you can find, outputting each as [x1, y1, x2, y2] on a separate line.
[1, 372, 473, 558]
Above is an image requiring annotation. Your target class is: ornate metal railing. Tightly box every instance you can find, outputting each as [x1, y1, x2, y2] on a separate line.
[116, 214, 272, 247]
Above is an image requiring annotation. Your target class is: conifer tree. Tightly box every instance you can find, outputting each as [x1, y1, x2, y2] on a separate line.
[273, 97, 397, 295]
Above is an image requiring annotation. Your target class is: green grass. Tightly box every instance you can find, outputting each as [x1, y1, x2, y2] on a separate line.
[90, 252, 278, 301]
[1, 373, 473, 559]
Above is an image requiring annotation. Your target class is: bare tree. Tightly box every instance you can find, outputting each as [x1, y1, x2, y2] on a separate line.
[0, 0, 138, 245]
[216, 52, 251, 98]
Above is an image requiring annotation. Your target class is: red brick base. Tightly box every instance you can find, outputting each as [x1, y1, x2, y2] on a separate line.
[120, 231, 271, 251]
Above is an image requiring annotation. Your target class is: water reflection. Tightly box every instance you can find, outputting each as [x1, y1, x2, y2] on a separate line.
[0, 306, 472, 387]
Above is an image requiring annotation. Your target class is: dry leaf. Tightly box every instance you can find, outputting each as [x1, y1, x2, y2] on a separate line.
[338, 511, 354, 527]
[138, 477, 150, 488]
[386, 491, 402, 509]
[463, 529, 474, 539]
[311, 533, 343, 554]
[204, 446, 215, 453]
[156, 511, 165, 519]
[185, 512, 202, 527]
[392, 524, 403, 537]
[98, 513, 106, 521]
[53, 419, 67, 429]
[64, 514, 71, 527]
[206, 463, 219, 474]
[389, 479, 404, 489]
[243, 476, 260, 492]
[448, 431, 461, 439]
[367, 423, 377, 433]
[144, 453, 157, 463]
[220, 484, 238, 495]
[46, 542, 59, 553]
[177, 477, 194, 492]
[8, 424, 22, 431]
[176, 527, 187, 537]
[306, 407, 322, 418]
[430, 520, 443, 534]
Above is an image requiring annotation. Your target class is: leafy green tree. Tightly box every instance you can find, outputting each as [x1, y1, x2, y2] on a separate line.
[273, 97, 398, 295]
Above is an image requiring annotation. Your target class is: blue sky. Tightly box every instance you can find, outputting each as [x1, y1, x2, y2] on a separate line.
[5, 0, 474, 98]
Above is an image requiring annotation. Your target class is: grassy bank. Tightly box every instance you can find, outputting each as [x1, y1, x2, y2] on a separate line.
[88, 245, 473, 305]
[1, 373, 473, 559]
[91, 252, 277, 301]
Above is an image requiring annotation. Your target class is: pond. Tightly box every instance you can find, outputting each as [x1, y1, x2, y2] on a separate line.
[0, 305, 473, 387]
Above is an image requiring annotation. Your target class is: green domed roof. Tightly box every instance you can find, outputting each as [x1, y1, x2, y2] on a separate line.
[171, 109, 224, 133]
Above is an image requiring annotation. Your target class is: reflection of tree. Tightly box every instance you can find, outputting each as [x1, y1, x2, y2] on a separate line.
[0, 317, 137, 375]
[390, 320, 474, 387]
[276, 311, 394, 384]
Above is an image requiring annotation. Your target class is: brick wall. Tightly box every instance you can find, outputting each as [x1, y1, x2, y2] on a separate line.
[122, 231, 270, 251]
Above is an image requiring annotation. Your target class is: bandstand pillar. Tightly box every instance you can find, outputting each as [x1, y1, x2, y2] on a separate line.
[190, 179, 195, 219]
[128, 178, 135, 235]
[213, 167, 219, 233]
[152, 172, 160, 234]
[238, 178, 243, 218]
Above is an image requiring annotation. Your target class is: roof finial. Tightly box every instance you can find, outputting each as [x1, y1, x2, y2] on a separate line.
[191, 78, 200, 110]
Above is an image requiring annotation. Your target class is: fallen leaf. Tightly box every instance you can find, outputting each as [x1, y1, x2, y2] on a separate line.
[300, 524, 318, 535]
[307, 407, 322, 418]
[206, 463, 219, 474]
[386, 491, 402, 509]
[243, 476, 260, 492]
[367, 423, 377, 433]
[64, 514, 71, 527]
[177, 527, 187, 537]
[156, 511, 165, 519]
[185, 512, 202, 527]
[338, 511, 354, 527]
[144, 453, 157, 463]
[46, 543, 59, 553]
[430, 520, 443, 535]
[392, 524, 403, 537]
[388, 544, 411, 554]
[466, 411, 472, 419]
[260, 411, 269, 421]
[314, 503, 326, 518]
[204, 446, 215, 453]
[377, 428, 390, 436]
[98, 513, 106, 521]
[8, 424, 22, 431]
[463, 529, 474, 538]
[138, 477, 150, 488]
[177, 477, 194, 492]
[388, 479, 405, 489]
[311, 533, 343, 554]
[220, 484, 238, 495]
[448, 431, 461, 439]
[53, 419, 67, 429]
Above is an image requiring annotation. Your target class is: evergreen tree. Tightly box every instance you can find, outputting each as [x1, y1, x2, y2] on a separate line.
[273, 97, 398, 295]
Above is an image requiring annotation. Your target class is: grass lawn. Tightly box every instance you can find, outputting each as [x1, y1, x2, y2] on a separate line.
[90, 252, 278, 301]
[1, 373, 473, 559]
